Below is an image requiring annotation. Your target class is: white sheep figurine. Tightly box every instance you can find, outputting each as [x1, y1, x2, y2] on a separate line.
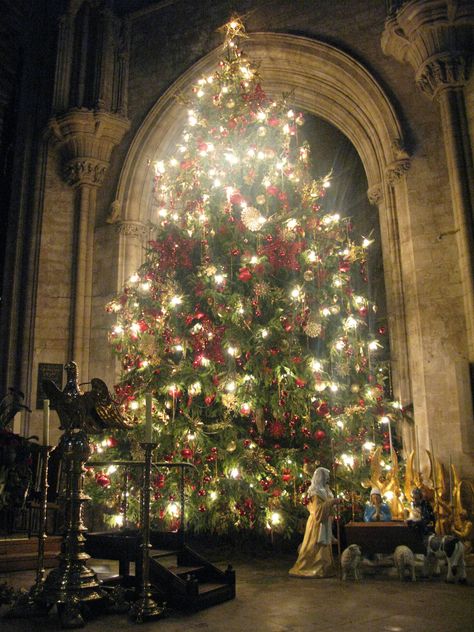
[341, 544, 362, 581]
[393, 545, 416, 581]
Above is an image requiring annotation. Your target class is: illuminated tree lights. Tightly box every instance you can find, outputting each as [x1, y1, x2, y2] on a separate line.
[89, 19, 403, 537]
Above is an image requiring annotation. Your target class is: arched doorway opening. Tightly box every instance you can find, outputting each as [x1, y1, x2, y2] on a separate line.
[111, 32, 411, 432]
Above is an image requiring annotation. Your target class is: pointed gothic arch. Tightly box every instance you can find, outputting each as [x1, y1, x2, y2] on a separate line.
[113, 32, 411, 404]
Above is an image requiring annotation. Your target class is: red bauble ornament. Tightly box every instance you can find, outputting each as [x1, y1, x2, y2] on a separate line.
[269, 420, 285, 438]
[204, 395, 215, 406]
[107, 436, 118, 448]
[180, 447, 193, 460]
[281, 470, 292, 482]
[168, 386, 182, 398]
[314, 429, 326, 441]
[238, 267, 252, 282]
[95, 473, 110, 487]
[383, 442, 391, 452]
[153, 474, 165, 488]
[295, 377, 306, 388]
[230, 192, 243, 205]
[316, 402, 330, 417]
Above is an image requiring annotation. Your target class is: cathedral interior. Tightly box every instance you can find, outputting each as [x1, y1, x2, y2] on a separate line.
[1, 0, 474, 629]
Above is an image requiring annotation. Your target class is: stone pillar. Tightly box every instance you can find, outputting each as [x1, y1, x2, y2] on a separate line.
[382, 1, 474, 473]
[368, 147, 413, 454]
[49, 110, 130, 380]
[52, 13, 74, 113]
[116, 219, 149, 288]
[382, 0, 474, 357]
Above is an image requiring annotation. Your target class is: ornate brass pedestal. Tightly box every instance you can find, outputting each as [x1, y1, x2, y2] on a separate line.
[40, 430, 108, 628]
[129, 442, 166, 623]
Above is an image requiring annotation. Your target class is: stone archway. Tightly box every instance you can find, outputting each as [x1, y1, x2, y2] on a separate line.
[113, 32, 411, 407]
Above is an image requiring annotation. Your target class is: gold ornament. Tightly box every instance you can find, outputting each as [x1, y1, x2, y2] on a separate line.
[303, 270, 314, 282]
[222, 393, 238, 410]
[226, 99, 235, 108]
[303, 320, 322, 338]
[256, 194, 266, 205]
[241, 206, 265, 231]
[350, 384, 360, 393]
[257, 126, 266, 137]
[226, 440, 237, 453]
[254, 281, 270, 296]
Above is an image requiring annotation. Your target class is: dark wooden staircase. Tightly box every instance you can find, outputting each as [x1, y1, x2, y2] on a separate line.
[148, 543, 235, 611]
[84, 529, 235, 612]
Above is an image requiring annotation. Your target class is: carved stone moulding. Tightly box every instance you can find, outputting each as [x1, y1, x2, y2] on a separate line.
[48, 108, 130, 186]
[64, 157, 108, 187]
[416, 53, 469, 98]
[381, 0, 474, 97]
[367, 184, 384, 206]
[386, 158, 411, 186]
[117, 220, 148, 240]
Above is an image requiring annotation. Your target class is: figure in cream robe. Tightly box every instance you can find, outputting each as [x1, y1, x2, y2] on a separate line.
[289, 467, 337, 578]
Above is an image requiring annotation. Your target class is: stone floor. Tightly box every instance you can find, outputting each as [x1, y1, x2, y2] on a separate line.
[1, 553, 474, 632]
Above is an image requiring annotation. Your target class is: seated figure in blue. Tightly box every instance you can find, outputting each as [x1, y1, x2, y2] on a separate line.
[363, 487, 392, 522]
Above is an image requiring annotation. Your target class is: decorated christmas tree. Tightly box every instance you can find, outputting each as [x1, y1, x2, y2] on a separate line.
[88, 20, 403, 538]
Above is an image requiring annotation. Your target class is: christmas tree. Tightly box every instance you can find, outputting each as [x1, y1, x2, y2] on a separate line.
[90, 20, 403, 537]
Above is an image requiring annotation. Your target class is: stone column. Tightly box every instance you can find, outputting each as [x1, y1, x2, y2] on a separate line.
[49, 110, 130, 380]
[116, 219, 149, 288]
[382, 0, 474, 357]
[368, 148, 413, 454]
[382, 1, 474, 473]
[52, 13, 74, 113]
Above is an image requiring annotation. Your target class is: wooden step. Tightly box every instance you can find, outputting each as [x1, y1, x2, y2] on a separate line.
[198, 581, 228, 594]
[166, 564, 205, 577]
[0, 536, 61, 572]
[150, 549, 179, 559]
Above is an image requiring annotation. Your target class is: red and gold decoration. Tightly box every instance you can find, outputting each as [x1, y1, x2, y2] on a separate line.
[96, 18, 407, 537]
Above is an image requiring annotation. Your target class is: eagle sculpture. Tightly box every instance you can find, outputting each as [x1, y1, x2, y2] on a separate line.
[43, 361, 133, 433]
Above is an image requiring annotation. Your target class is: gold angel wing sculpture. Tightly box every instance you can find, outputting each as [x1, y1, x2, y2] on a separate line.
[85, 378, 133, 431]
[43, 362, 133, 434]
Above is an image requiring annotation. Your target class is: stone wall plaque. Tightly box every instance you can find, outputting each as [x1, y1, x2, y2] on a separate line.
[37, 363, 64, 409]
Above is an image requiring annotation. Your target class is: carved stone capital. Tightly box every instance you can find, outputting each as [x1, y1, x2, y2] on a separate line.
[64, 158, 108, 187]
[386, 158, 411, 186]
[416, 53, 469, 98]
[48, 108, 130, 187]
[367, 184, 384, 206]
[382, 0, 474, 99]
[117, 220, 148, 241]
